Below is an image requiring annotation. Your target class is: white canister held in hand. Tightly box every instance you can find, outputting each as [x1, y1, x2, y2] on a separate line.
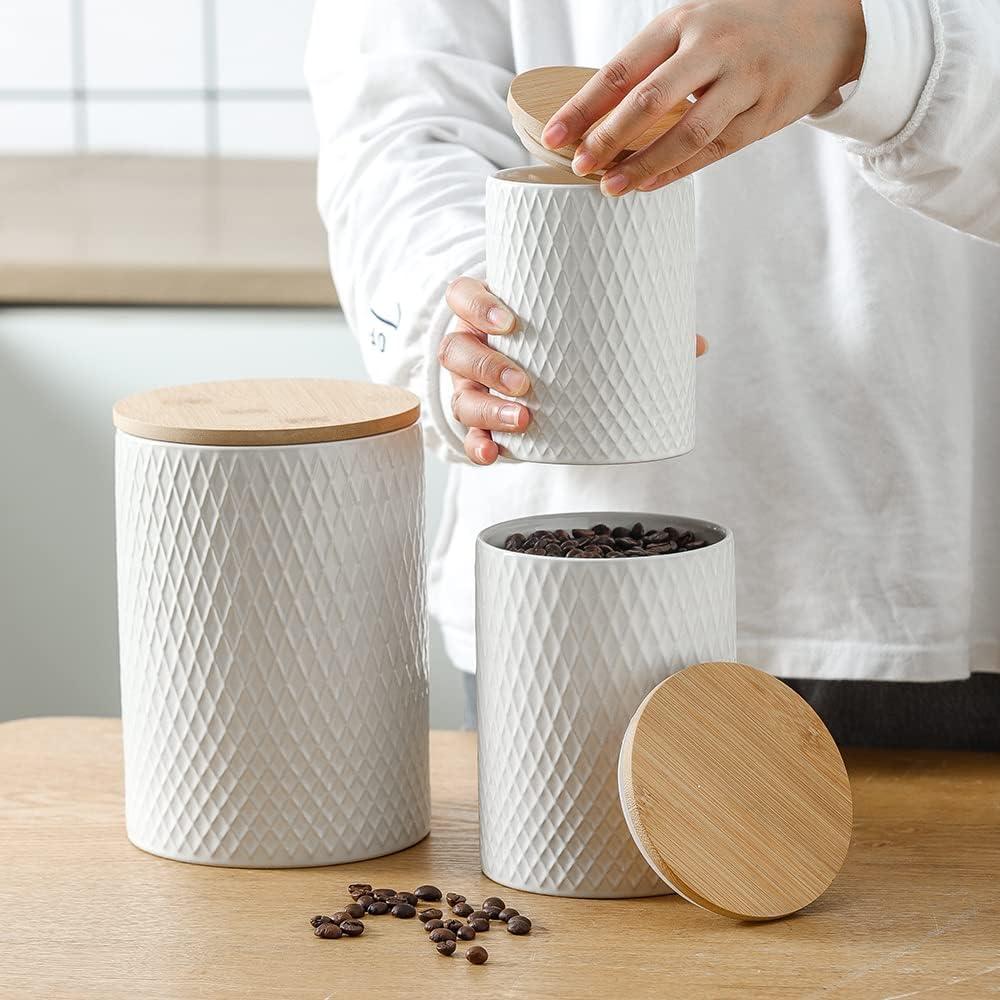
[476, 511, 735, 897]
[486, 166, 696, 465]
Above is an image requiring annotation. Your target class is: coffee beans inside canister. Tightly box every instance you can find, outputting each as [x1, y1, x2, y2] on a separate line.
[507, 915, 532, 935]
[339, 919, 365, 937]
[429, 928, 457, 943]
[452, 901, 474, 917]
[436, 940, 457, 957]
[503, 522, 715, 558]
[466, 946, 489, 965]
[414, 884, 442, 902]
[315, 922, 342, 939]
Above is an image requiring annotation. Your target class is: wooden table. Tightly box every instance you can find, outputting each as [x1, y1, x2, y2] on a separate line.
[1, 719, 998, 999]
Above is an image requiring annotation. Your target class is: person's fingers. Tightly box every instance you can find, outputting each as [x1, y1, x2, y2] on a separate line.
[571, 53, 715, 176]
[541, 13, 681, 149]
[438, 329, 530, 396]
[696, 334, 708, 357]
[445, 276, 516, 334]
[634, 104, 768, 191]
[464, 427, 499, 466]
[451, 379, 531, 434]
[602, 83, 754, 195]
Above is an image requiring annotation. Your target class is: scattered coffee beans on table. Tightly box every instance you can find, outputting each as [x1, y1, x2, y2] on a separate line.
[308, 882, 533, 969]
[504, 522, 714, 558]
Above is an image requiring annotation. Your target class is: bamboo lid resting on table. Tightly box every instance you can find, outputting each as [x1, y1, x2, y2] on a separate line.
[507, 65, 692, 176]
[618, 661, 853, 921]
[112, 378, 420, 446]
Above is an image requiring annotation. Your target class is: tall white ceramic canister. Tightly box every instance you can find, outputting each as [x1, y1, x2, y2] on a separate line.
[485, 166, 696, 465]
[476, 512, 736, 897]
[113, 379, 430, 867]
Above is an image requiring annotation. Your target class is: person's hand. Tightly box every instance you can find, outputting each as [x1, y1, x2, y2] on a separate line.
[439, 276, 707, 466]
[541, 0, 866, 195]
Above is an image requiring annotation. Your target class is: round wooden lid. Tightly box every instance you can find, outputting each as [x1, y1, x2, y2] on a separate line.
[508, 66, 691, 168]
[619, 662, 853, 921]
[113, 378, 420, 446]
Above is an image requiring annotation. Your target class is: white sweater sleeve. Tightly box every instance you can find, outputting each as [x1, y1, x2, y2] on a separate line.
[305, 0, 521, 461]
[807, 0, 1000, 244]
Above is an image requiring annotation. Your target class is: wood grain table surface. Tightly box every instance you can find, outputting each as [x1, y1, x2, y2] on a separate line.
[1, 718, 997, 999]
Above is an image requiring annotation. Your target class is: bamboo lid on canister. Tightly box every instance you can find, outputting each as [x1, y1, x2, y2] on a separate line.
[113, 378, 420, 446]
[619, 661, 853, 921]
[507, 65, 691, 175]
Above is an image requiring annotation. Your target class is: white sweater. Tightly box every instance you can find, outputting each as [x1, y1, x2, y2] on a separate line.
[307, 0, 1000, 681]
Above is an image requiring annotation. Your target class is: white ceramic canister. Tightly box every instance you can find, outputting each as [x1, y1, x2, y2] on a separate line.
[485, 166, 696, 465]
[476, 511, 735, 897]
[113, 379, 430, 867]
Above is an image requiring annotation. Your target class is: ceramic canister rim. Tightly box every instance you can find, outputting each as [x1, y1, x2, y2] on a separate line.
[477, 510, 731, 563]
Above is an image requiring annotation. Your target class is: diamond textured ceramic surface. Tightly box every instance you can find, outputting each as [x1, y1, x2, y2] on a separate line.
[476, 512, 736, 897]
[115, 426, 429, 867]
[486, 169, 695, 464]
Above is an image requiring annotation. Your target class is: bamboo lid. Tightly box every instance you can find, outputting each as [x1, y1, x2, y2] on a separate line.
[507, 66, 691, 174]
[619, 661, 853, 921]
[113, 378, 420, 446]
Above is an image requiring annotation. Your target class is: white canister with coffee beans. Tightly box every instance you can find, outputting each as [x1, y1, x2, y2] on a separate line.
[476, 511, 736, 897]
[485, 166, 696, 465]
[113, 379, 430, 867]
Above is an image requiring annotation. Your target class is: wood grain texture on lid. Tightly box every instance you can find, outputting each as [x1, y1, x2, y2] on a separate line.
[508, 66, 691, 163]
[619, 661, 853, 921]
[113, 379, 420, 446]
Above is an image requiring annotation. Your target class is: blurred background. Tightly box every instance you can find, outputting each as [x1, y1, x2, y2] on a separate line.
[0, 0, 462, 726]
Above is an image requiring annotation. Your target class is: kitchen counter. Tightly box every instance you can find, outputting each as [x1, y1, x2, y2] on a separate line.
[1, 718, 997, 999]
[0, 156, 337, 306]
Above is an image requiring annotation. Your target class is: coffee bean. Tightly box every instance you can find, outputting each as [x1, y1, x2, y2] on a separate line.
[572, 528, 595, 539]
[310, 915, 332, 928]
[393, 892, 418, 906]
[423, 919, 445, 932]
[526, 546, 547, 555]
[592, 524, 610, 536]
[366, 900, 390, 915]
[443, 919, 464, 933]
[315, 922, 342, 939]
[452, 902, 474, 917]
[686, 540, 707, 549]
[630, 522, 645, 539]
[483, 906, 503, 920]
[469, 918, 490, 932]
[445, 893, 465, 907]
[611, 526, 630, 538]
[414, 884, 442, 902]
[554, 529, 570, 541]
[343, 902, 365, 919]
[507, 915, 532, 935]
[391, 902, 417, 918]
[330, 912, 350, 925]
[469, 910, 490, 921]
[372, 889, 395, 900]
[436, 940, 457, 957]
[497, 908, 519, 922]
[429, 928, 457, 943]
[504, 533, 526, 551]
[456, 926, 476, 940]
[340, 920, 365, 937]
[544, 544, 562, 556]
[418, 908, 443, 922]
[356, 894, 374, 909]
[348, 883, 373, 900]
[465, 946, 489, 965]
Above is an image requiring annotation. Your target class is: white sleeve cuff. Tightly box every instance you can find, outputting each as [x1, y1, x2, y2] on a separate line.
[807, 0, 935, 148]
